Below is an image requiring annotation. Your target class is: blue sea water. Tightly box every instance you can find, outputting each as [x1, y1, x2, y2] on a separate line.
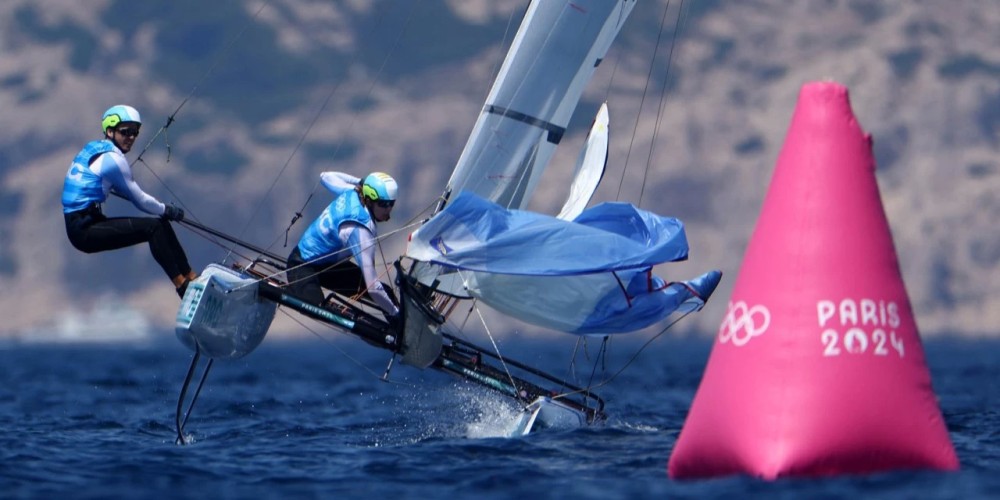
[0, 334, 996, 499]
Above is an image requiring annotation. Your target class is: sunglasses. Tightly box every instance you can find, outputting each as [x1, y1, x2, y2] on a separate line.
[375, 199, 395, 208]
[116, 126, 141, 138]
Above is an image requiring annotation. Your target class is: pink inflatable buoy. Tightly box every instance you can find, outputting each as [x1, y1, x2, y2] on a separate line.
[668, 81, 959, 480]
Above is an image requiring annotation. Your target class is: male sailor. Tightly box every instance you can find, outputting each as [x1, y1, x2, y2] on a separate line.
[286, 171, 401, 328]
[62, 104, 197, 298]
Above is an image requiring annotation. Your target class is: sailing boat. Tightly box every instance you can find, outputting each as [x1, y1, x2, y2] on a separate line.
[173, 0, 720, 442]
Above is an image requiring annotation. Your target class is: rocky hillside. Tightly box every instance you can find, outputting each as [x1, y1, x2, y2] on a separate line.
[1, 0, 996, 338]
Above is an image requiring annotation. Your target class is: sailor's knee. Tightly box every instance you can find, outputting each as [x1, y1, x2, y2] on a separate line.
[67, 236, 97, 253]
[148, 216, 175, 234]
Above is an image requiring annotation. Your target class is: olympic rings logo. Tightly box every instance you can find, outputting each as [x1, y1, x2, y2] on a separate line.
[717, 301, 770, 346]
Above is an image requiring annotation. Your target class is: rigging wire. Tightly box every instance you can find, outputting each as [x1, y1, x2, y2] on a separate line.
[614, 0, 671, 204]
[254, 1, 422, 261]
[553, 308, 698, 402]
[119, 1, 418, 273]
[614, 0, 681, 206]
[638, 0, 689, 208]
[472, 305, 521, 398]
[130, 0, 274, 176]
[486, 5, 522, 106]
[118, 1, 276, 257]
[567, 334, 603, 384]
[582, 336, 610, 398]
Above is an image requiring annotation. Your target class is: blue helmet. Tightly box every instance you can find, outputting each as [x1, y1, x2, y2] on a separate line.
[102, 105, 142, 133]
[361, 172, 398, 202]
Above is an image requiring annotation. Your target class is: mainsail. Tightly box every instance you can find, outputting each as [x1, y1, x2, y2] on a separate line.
[445, 0, 636, 208]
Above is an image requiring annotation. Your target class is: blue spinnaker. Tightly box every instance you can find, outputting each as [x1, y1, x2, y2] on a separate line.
[407, 193, 721, 334]
[408, 192, 689, 274]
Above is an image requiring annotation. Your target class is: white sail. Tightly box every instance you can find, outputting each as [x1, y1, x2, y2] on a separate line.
[410, 0, 636, 298]
[557, 102, 609, 220]
[445, 0, 636, 209]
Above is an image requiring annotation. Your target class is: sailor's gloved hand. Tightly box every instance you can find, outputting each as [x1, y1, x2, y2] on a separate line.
[162, 204, 185, 221]
[386, 312, 403, 332]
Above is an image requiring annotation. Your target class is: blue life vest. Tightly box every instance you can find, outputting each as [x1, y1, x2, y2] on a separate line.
[297, 191, 375, 264]
[62, 140, 118, 213]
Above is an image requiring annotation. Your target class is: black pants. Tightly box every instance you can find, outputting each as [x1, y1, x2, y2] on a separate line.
[65, 204, 192, 280]
[286, 247, 398, 308]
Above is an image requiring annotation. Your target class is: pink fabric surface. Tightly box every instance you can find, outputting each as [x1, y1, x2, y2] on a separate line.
[668, 81, 958, 480]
